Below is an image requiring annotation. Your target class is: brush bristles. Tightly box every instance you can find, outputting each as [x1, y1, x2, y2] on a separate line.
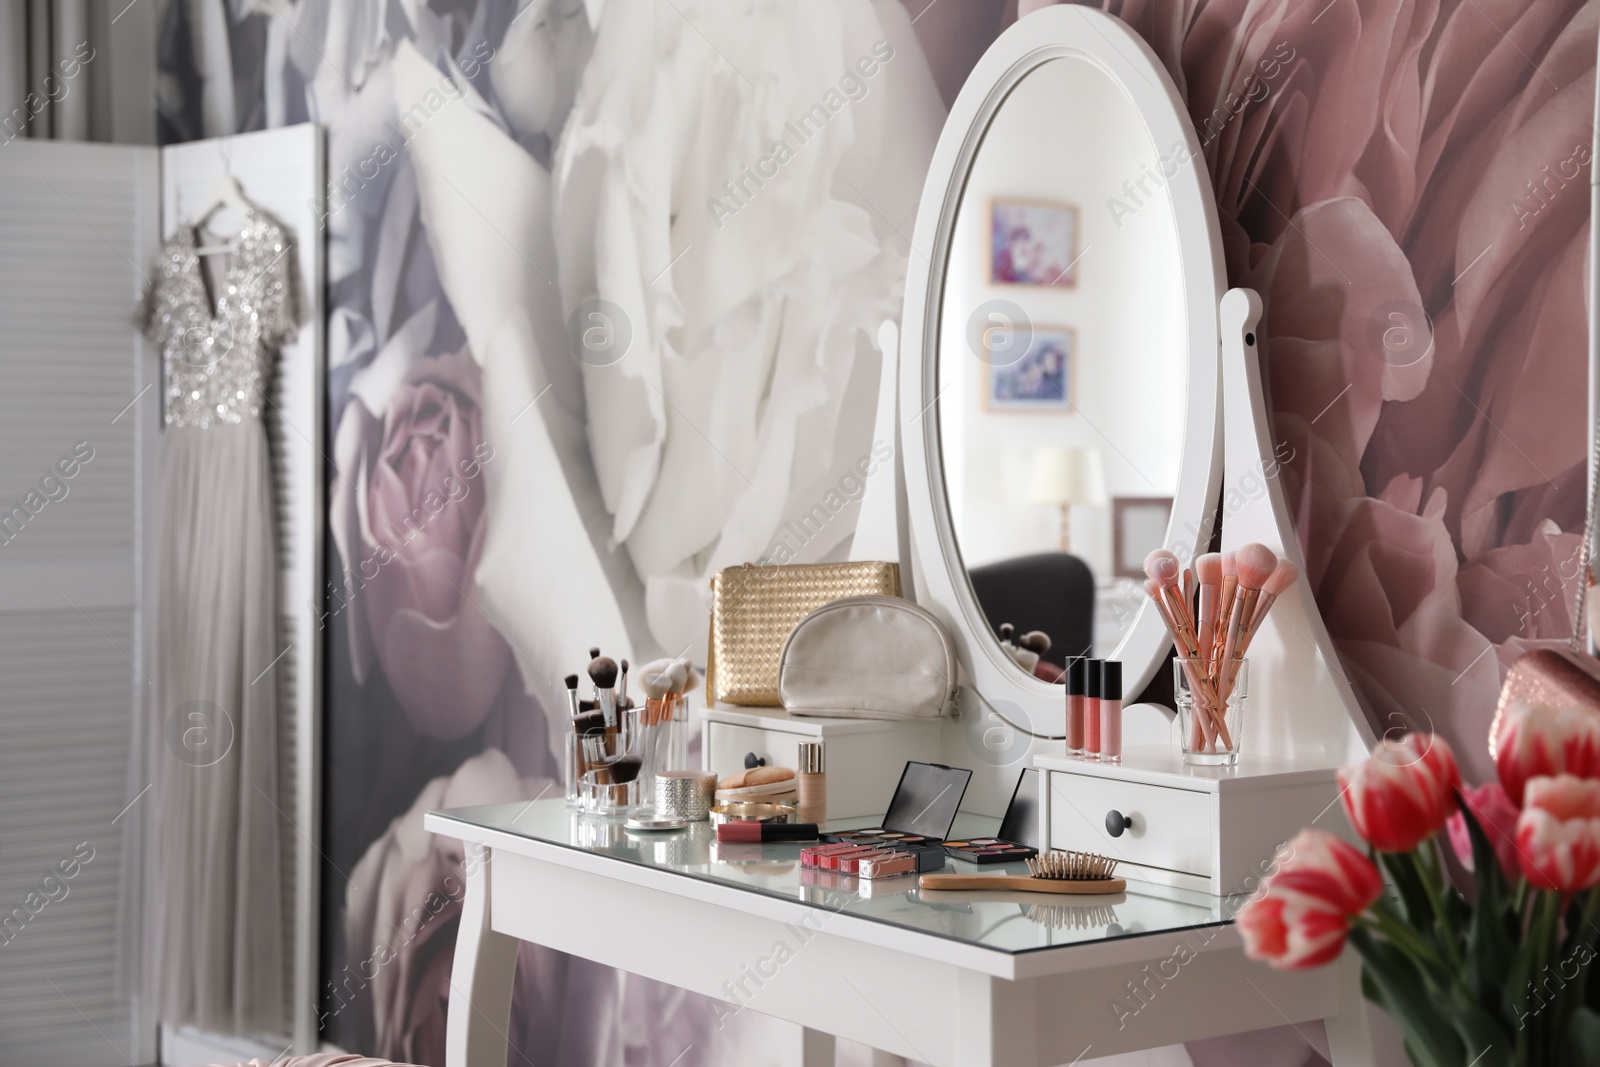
[1194, 552, 1222, 586]
[1143, 549, 1181, 585]
[1222, 551, 1238, 577]
[1235, 542, 1278, 590]
[564, 673, 579, 691]
[1262, 558, 1299, 597]
[1025, 902, 1120, 930]
[1026, 849, 1119, 881]
[588, 655, 618, 688]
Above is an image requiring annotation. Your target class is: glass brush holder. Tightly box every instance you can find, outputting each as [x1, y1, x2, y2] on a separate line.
[637, 692, 692, 799]
[569, 710, 644, 813]
[1174, 657, 1247, 766]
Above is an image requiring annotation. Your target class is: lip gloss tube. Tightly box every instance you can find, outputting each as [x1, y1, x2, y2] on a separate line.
[1100, 660, 1123, 763]
[837, 849, 894, 874]
[1084, 658, 1103, 760]
[1066, 657, 1087, 756]
[802, 843, 865, 867]
[859, 851, 918, 879]
[820, 846, 882, 871]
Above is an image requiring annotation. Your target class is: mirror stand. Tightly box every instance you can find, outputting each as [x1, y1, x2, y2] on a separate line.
[1216, 288, 1372, 765]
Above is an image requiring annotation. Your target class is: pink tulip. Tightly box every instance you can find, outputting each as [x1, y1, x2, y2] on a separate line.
[1514, 775, 1600, 893]
[1493, 701, 1600, 807]
[1239, 830, 1383, 970]
[1338, 734, 1461, 853]
[1446, 782, 1520, 881]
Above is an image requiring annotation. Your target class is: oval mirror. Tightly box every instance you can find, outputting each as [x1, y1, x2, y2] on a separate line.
[901, 6, 1224, 741]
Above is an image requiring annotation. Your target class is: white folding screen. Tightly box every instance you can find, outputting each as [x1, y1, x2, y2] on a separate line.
[160, 123, 326, 1055]
[0, 140, 158, 1067]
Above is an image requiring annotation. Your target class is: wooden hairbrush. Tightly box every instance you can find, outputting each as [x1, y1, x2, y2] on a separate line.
[918, 849, 1124, 894]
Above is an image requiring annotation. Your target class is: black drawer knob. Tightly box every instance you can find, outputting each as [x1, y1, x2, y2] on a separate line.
[743, 752, 767, 769]
[1105, 810, 1134, 837]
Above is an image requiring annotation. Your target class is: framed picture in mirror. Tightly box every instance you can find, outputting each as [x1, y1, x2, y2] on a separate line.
[1112, 496, 1173, 579]
[985, 326, 1074, 410]
[989, 198, 1079, 287]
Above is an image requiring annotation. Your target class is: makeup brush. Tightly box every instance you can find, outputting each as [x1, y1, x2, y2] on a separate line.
[1214, 552, 1239, 669]
[564, 673, 581, 721]
[1018, 631, 1051, 656]
[1193, 553, 1222, 666]
[588, 653, 619, 728]
[1219, 544, 1278, 700]
[638, 658, 674, 725]
[606, 754, 643, 785]
[674, 658, 700, 695]
[998, 622, 1016, 648]
[619, 658, 631, 710]
[1143, 550, 1203, 665]
[1144, 568, 1228, 749]
[1229, 558, 1300, 688]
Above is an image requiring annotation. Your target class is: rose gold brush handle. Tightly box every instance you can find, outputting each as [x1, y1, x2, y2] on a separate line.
[1152, 588, 1222, 748]
[1197, 586, 1219, 664]
[1146, 594, 1215, 748]
[1212, 576, 1239, 685]
[1156, 587, 1232, 748]
[1219, 588, 1261, 706]
[1224, 591, 1282, 697]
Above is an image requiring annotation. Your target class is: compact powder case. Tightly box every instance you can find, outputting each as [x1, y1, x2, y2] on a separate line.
[942, 768, 1041, 865]
[709, 802, 796, 825]
[821, 761, 973, 875]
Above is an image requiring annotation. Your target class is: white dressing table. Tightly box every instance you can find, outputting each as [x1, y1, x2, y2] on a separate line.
[430, 7, 1388, 1065]
[427, 801, 1370, 1067]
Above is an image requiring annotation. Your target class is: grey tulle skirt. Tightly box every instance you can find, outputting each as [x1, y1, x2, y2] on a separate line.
[131, 421, 286, 1036]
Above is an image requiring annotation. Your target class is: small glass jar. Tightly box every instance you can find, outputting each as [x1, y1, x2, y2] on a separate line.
[1175, 658, 1247, 766]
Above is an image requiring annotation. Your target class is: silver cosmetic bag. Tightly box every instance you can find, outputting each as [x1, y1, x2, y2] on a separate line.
[777, 596, 959, 720]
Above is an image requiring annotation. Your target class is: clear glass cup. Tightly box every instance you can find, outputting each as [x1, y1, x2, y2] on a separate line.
[1175, 658, 1247, 766]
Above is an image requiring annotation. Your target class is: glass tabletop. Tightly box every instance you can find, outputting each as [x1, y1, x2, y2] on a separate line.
[430, 800, 1235, 957]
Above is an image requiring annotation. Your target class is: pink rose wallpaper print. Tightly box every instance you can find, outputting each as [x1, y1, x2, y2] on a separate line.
[154, 1, 1593, 1065]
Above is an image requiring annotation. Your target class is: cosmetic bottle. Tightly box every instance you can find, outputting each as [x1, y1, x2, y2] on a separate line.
[1066, 658, 1087, 756]
[1084, 658, 1103, 759]
[797, 741, 826, 827]
[1100, 660, 1123, 763]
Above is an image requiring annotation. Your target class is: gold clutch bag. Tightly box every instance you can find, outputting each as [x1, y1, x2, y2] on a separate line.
[707, 561, 901, 706]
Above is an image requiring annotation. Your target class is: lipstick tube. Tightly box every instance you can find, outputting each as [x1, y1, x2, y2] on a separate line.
[1066, 657, 1087, 756]
[1099, 660, 1123, 763]
[859, 851, 918, 879]
[1084, 658, 1103, 759]
[715, 822, 820, 843]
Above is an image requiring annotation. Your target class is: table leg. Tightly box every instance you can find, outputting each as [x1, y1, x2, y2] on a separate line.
[447, 846, 520, 1067]
[1323, 951, 1378, 1067]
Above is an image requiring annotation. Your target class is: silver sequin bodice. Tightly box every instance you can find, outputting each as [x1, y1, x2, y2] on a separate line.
[141, 210, 297, 429]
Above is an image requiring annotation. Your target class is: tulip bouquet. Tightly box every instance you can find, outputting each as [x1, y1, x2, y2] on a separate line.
[1238, 702, 1600, 1067]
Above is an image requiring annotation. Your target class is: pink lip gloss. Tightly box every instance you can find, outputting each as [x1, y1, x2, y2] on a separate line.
[1085, 658, 1103, 760]
[1066, 657, 1087, 756]
[1100, 660, 1123, 763]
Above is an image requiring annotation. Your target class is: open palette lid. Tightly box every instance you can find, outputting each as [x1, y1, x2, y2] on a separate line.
[996, 768, 1042, 849]
[881, 761, 972, 839]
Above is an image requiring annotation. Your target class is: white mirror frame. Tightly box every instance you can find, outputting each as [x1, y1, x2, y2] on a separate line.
[899, 5, 1226, 735]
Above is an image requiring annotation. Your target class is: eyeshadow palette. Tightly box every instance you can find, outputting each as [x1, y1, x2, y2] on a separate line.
[944, 768, 1042, 865]
[820, 761, 972, 875]
[818, 831, 947, 873]
[940, 838, 1039, 864]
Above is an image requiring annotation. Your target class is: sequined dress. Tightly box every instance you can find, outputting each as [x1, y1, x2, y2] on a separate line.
[133, 209, 294, 1035]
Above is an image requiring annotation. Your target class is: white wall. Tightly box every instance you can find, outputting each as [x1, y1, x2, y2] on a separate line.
[939, 56, 1186, 582]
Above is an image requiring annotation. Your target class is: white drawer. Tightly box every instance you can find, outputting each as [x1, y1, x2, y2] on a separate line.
[1047, 772, 1213, 879]
[706, 721, 807, 785]
[702, 715, 939, 820]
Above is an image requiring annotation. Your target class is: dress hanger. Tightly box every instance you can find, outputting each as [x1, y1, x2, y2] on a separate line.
[192, 138, 252, 257]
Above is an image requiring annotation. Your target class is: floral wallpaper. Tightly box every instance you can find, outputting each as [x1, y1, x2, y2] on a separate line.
[157, 0, 1594, 1065]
